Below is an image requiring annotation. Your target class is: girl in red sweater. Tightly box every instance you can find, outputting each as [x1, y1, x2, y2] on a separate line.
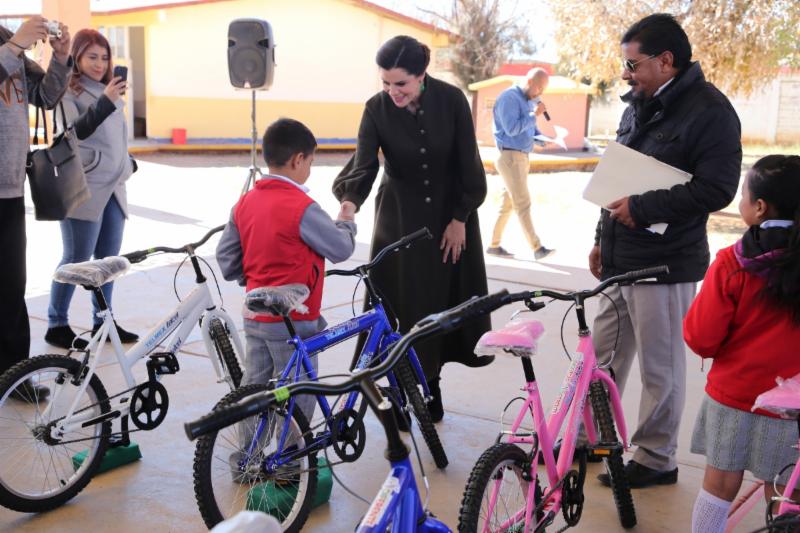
[686, 155, 800, 533]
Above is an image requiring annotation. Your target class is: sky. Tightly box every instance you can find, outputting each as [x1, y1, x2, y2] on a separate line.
[0, 0, 559, 62]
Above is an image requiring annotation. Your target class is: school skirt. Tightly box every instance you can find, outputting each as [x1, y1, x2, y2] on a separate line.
[691, 394, 798, 484]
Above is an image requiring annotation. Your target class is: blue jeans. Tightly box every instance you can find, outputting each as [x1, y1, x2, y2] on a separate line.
[47, 197, 126, 328]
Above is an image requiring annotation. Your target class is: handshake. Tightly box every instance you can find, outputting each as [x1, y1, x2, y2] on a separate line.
[337, 201, 356, 222]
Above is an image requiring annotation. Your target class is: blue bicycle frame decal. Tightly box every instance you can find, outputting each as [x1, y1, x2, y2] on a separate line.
[357, 456, 450, 533]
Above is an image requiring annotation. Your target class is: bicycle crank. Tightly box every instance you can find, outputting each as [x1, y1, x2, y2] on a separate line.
[130, 381, 169, 430]
[331, 408, 366, 462]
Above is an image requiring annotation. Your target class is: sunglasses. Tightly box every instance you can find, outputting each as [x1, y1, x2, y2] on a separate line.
[623, 54, 656, 73]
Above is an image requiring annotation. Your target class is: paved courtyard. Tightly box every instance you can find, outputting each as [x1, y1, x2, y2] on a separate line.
[1, 152, 765, 533]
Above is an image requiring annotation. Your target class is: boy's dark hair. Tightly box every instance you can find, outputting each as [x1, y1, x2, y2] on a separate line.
[262, 118, 317, 167]
[746, 154, 800, 323]
[621, 13, 692, 71]
[376, 35, 430, 76]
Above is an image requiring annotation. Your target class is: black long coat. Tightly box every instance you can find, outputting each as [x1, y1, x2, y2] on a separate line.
[333, 75, 492, 379]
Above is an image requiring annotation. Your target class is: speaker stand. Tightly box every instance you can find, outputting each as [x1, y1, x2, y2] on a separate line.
[241, 90, 263, 195]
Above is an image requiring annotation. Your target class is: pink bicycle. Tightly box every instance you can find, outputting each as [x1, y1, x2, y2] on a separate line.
[457, 266, 669, 532]
[725, 375, 800, 533]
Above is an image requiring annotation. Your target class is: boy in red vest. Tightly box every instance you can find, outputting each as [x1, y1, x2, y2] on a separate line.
[216, 118, 356, 421]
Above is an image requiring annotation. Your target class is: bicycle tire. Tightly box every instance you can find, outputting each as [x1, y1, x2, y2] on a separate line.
[193, 383, 317, 532]
[589, 381, 637, 529]
[458, 442, 535, 532]
[393, 358, 449, 469]
[0, 354, 111, 512]
[209, 318, 242, 389]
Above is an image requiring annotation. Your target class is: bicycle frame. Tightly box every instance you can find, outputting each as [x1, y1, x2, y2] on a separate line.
[489, 334, 628, 531]
[356, 456, 450, 533]
[48, 273, 243, 439]
[248, 302, 428, 468]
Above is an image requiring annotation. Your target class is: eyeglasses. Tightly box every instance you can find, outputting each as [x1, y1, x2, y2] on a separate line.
[622, 54, 656, 73]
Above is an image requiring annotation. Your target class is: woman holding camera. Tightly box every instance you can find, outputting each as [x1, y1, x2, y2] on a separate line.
[45, 29, 138, 349]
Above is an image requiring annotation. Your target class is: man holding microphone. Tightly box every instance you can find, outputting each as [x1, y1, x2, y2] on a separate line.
[486, 67, 554, 261]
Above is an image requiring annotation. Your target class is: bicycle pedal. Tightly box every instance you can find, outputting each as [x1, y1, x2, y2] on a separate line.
[587, 442, 623, 459]
[147, 352, 180, 376]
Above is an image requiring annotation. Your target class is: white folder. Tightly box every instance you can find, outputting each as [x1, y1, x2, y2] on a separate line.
[583, 141, 691, 208]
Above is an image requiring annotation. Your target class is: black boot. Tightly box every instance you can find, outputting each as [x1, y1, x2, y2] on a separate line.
[10, 379, 51, 402]
[426, 377, 444, 423]
[45, 325, 89, 350]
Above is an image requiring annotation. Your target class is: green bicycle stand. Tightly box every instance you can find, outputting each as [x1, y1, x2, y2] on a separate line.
[246, 457, 333, 517]
[72, 417, 143, 474]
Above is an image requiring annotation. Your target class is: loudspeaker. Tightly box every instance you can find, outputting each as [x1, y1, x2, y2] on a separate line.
[227, 19, 275, 90]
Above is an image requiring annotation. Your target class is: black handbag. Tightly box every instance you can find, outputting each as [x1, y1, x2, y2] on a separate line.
[26, 102, 90, 221]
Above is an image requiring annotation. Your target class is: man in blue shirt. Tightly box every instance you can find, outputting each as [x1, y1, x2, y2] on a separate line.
[487, 68, 554, 260]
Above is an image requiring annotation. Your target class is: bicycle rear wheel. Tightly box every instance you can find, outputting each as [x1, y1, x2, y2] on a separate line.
[209, 318, 243, 389]
[0, 355, 111, 512]
[192, 383, 317, 532]
[393, 358, 449, 468]
[458, 443, 535, 532]
[589, 381, 637, 529]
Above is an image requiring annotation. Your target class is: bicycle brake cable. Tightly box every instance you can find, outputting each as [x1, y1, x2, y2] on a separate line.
[197, 255, 224, 308]
[172, 255, 189, 302]
[596, 290, 621, 369]
[351, 275, 362, 317]
[560, 301, 576, 360]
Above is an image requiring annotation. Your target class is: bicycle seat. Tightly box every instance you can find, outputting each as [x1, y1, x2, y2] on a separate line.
[474, 319, 545, 358]
[753, 375, 800, 419]
[246, 284, 310, 316]
[53, 256, 131, 287]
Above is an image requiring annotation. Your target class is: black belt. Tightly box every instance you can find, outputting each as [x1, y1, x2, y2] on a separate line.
[500, 147, 527, 153]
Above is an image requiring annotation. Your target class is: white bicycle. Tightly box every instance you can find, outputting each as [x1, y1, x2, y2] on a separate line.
[0, 225, 244, 512]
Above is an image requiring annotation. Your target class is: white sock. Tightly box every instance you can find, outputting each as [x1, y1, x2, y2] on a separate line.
[692, 488, 732, 533]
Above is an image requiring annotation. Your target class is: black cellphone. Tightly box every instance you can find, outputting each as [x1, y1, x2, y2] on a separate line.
[113, 65, 128, 81]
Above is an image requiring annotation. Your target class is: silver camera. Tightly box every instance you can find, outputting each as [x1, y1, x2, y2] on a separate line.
[45, 20, 62, 39]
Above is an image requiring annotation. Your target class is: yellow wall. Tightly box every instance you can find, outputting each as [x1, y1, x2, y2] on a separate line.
[92, 0, 449, 141]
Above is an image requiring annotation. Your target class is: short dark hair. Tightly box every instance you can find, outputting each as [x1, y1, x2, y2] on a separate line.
[262, 118, 317, 167]
[375, 35, 430, 76]
[621, 13, 692, 70]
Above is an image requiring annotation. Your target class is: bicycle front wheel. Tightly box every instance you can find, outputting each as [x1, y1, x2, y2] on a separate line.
[458, 443, 535, 532]
[0, 355, 111, 512]
[209, 318, 243, 389]
[192, 384, 317, 532]
[393, 358, 449, 468]
[589, 381, 636, 529]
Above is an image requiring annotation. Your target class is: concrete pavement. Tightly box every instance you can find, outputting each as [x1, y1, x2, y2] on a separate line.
[1, 152, 763, 532]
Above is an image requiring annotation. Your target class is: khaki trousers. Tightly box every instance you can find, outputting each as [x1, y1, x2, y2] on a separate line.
[490, 150, 541, 250]
[592, 282, 696, 471]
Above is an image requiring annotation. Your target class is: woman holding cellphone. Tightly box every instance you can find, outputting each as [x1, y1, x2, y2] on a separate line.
[45, 29, 138, 350]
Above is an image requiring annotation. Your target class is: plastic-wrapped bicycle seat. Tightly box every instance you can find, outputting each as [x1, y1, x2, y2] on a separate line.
[474, 318, 545, 358]
[53, 256, 131, 288]
[245, 284, 310, 316]
[752, 373, 800, 419]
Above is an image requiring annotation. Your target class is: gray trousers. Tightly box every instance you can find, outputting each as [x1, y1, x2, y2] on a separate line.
[592, 282, 695, 471]
[243, 317, 326, 423]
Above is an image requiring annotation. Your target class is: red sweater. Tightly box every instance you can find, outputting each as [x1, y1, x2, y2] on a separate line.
[684, 245, 800, 417]
[234, 179, 324, 323]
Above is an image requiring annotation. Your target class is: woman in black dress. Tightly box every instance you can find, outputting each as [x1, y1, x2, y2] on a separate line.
[333, 35, 493, 422]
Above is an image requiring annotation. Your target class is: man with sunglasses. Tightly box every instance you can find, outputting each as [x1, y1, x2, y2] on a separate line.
[588, 14, 741, 489]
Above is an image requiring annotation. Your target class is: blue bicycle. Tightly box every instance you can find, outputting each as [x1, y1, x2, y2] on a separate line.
[186, 290, 511, 532]
[190, 229, 448, 531]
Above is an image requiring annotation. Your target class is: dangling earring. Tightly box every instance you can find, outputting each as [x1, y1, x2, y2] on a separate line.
[420, 79, 426, 93]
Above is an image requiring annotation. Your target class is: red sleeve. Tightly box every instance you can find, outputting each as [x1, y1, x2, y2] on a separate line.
[683, 248, 739, 358]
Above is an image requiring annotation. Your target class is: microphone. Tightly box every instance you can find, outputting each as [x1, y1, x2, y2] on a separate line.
[543, 111, 551, 121]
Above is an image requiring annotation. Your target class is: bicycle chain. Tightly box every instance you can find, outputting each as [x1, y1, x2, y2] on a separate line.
[41, 382, 142, 445]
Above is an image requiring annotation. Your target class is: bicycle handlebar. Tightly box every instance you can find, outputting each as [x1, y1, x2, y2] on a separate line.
[504, 265, 670, 304]
[122, 225, 226, 264]
[326, 227, 433, 277]
[184, 288, 509, 440]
